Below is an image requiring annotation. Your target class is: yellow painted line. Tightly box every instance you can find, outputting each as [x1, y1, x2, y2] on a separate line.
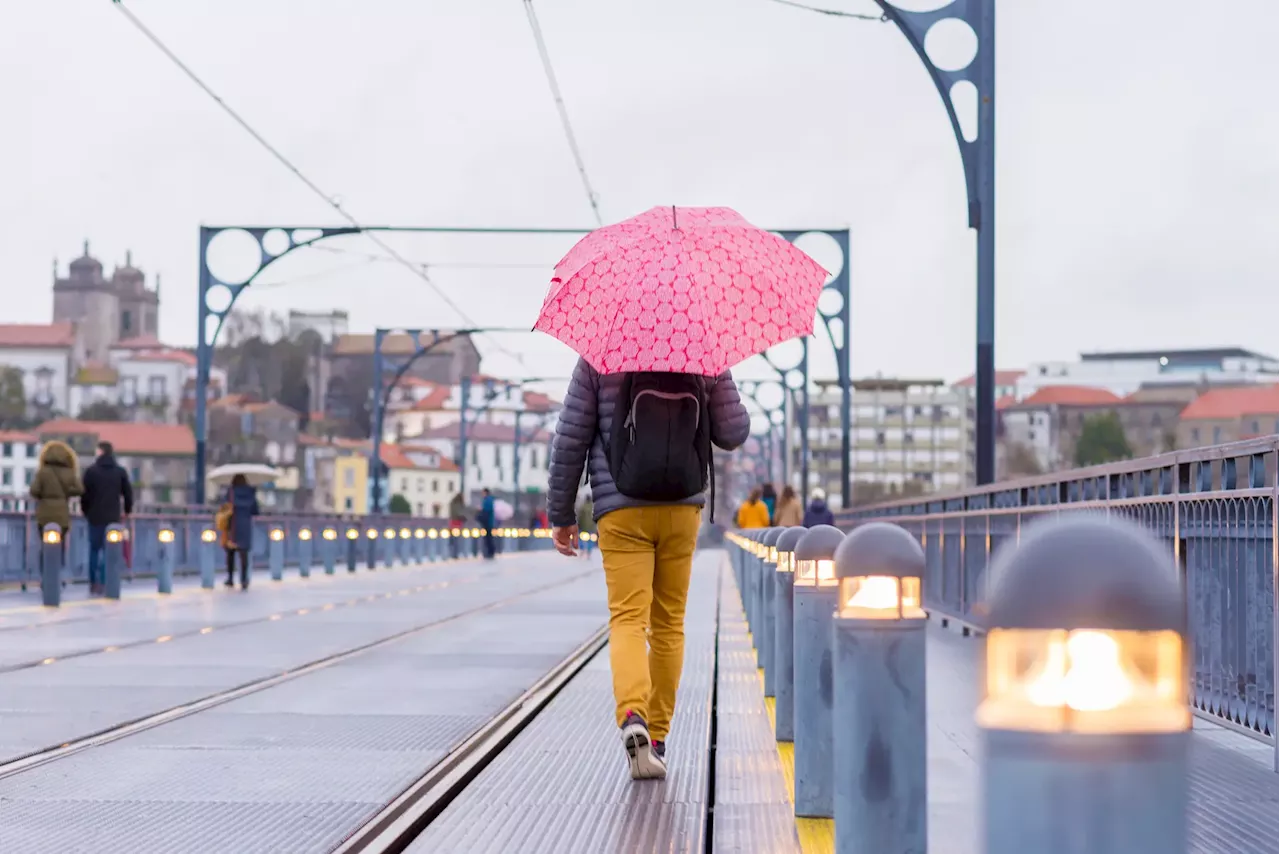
[744, 636, 834, 854]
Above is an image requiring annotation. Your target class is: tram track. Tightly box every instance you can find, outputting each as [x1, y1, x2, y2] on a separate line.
[0, 564, 600, 782]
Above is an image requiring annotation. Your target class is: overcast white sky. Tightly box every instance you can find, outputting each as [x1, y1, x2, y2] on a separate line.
[2, 0, 1276, 391]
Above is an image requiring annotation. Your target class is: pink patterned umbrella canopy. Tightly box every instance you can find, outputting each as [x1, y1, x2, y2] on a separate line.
[534, 206, 828, 375]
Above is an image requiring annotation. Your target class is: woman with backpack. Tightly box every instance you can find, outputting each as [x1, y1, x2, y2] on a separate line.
[547, 358, 750, 780]
[219, 473, 259, 589]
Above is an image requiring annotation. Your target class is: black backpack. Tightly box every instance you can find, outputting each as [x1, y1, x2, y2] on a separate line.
[607, 372, 715, 520]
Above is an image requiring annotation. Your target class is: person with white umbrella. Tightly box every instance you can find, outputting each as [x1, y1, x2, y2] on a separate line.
[212, 469, 265, 589]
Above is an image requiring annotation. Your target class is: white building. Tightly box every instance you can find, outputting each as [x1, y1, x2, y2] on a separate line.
[382, 443, 460, 518]
[0, 431, 40, 499]
[413, 421, 552, 505]
[0, 323, 76, 417]
[383, 376, 558, 442]
[1015, 348, 1278, 400]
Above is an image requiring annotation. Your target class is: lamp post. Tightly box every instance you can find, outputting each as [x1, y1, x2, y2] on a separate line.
[104, 524, 125, 600]
[792, 524, 845, 819]
[297, 527, 313, 578]
[40, 524, 62, 607]
[199, 528, 218, 588]
[772, 526, 808, 742]
[322, 527, 338, 575]
[977, 516, 1189, 854]
[760, 527, 785, 694]
[832, 523, 928, 854]
[346, 526, 360, 573]
[268, 527, 285, 581]
[156, 528, 176, 594]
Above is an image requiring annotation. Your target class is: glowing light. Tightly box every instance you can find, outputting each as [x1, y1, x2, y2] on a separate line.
[1025, 631, 1136, 713]
[156, 635, 172, 643]
[367, 529, 379, 539]
[298, 528, 312, 541]
[41, 657, 56, 665]
[157, 529, 175, 544]
[200, 627, 214, 634]
[201, 529, 218, 543]
[269, 529, 285, 542]
[399, 528, 411, 539]
[42, 528, 61, 545]
[106, 529, 124, 544]
[347, 529, 360, 540]
[323, 528, 338, 540]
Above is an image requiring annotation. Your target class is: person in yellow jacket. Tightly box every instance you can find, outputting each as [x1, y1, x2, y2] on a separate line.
[735, 487, 770, 529]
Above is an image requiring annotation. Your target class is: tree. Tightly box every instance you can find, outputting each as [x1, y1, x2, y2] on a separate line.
[1074, 412, 1133, 467]
[0, 366, 27, 429]
[388, 493, 412, 515]
[78, 400, 125, 422]
[1002, 441, 1042, 478]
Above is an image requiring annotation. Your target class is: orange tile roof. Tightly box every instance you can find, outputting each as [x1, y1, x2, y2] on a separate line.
[954, 370, 1025, 388]
[123, 349, 198, 367]
[995, 394, 1016, 410]
[1019, 386, 1120, 407]
[411, 387, 452, 411]
[1180, 384, 1280, 421]
[0, 323, 75, 348]
[112, 335, 165, 350]
[36, 419, 196, 456]
[380, 443, 459, 472]
[0, 430, 37, 443]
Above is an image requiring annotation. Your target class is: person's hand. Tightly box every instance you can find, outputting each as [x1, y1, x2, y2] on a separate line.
[552, 525, 579, 557]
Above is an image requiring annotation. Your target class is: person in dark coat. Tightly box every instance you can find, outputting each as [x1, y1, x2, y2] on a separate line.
[80, 441, 133, 596]
[802, 487, 835, 528]
[225, 473, 260, 589]
[546, 356, 750, 781]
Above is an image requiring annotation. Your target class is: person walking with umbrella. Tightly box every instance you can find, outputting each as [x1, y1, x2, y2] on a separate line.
[539, 205, 826, 781]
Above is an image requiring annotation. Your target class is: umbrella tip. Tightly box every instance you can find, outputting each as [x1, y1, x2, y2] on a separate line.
[672, 205, 678, 230]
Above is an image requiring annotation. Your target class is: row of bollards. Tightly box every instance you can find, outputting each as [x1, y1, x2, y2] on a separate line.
[36, 523, 567, 608]
[727, 515, 1190, 854]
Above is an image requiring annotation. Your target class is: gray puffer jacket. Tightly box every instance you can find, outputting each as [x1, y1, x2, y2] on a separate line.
[547, 358, 751, 526]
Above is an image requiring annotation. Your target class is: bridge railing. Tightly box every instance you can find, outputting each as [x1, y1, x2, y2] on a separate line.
[835, 436, 1278, 748]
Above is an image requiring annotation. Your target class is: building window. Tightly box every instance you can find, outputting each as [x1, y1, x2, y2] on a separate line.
[432, 503, 442, 516]
[25, 469, 33, 485]
[1250, 420, 1260, 434]
[1, 443, 9, 458]
[148, 376, 166, 401]
[530, 449, 538, 469]
[875, 431, 886, 447]
[417, 478, 424, 493]
[493, 445, 501, 466]
[471, 445, 478, 465]
[416, 502, 424, 515]
[903, 431, 914, 445]
[432, 479, 439, 493]
[344, 496, 353, 510]
[1190, 427, 1200, 443]
[343, 468, 355, 488]
[1212, 426, 1221, 444]
[122, 376, 138, 406]
[121, 310, 133, 336]
[1, 469, 9, 486]
[400, 477, 409, 492]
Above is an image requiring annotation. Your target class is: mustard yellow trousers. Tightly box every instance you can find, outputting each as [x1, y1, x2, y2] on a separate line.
[596, 505, 701, 741]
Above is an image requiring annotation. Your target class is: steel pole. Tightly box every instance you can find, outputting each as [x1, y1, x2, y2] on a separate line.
[773, 560, 797, 741]
[974, 0, 996, 485]
[800, 339, 811, 495]
[793, 584, 837, 818]
[40, 524, 62, 607]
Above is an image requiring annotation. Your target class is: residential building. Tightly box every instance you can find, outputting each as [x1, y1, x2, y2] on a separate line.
[207, 397, 302, 507]
[804, 378, 974, 507]
[67, 342, 218, 424]
[0, 323, 76, 419]
[34, 419, 195, 506]
[381, 443, 460, 518]
[325, 331, 481, 424]
[1177, 384, 1280, 449]
[952, 370, 1025, 404]
[1000, 385, 1121, 473]
[413, 421, 551, 506]
[52, 244, 160, 363]
[298, 434, 371, 514]
[333, 453, 369, 515]
[383, 376, 558, 441]
[1016, 348, 1278, 400]
[0, 430, 39, 499]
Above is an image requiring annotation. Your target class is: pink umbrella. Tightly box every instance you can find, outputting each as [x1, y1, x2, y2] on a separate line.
[534, 205, 828, 375]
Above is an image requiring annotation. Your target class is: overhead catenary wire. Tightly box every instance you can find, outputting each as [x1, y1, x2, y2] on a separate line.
[762, 0, 887, 21]
[109, 0, 525, 363]
[522, 0, 604, 227]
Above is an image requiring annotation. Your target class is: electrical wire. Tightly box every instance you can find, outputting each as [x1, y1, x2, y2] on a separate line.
[521, 0, 603, 227]
[110, 0, 525, 363]
[309, 243, 552, 270]
[763, 0, 886, 21]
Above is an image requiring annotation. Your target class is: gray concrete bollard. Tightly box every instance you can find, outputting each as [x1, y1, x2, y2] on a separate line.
[297, 528, 313, 578]
[40, 523, 63, 607]
[156, 527, 175, 594]
[978, 516, 1190, 854]
[792, 525, 845, 819]
[198, 528, 218, 588]
[346, 527, 360, 572]
[366, 527, 380, 569]
[104, 524, 125, 600]
[268, 528, 285, 581]
[760, 528, 784, 697]
[772, 526, 808, 742]
[832, 523, 928, 854]
[322, 527, 338, 574]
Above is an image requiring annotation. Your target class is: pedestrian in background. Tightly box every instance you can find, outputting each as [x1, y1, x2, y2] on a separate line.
[31, 439, 83, 583]
[548, 357, 750, 780]
[735, 487, 770, 529]
[478, 488, 496, 560]
[760, 482, 777, 523]
[448, 492, 466, 558]
[80, 441, 133, 596]
[802, 486, 835, 527]
[576, 492, 595, 558]
[773, 484, 803, 527]
[224, 473, 259, 589]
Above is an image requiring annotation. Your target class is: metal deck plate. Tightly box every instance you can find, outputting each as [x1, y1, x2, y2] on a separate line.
[0, 559, 608, 853]
[406, 551, 722, 853]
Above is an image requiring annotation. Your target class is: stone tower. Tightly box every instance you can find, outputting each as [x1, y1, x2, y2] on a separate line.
[52, 243, 162, 363]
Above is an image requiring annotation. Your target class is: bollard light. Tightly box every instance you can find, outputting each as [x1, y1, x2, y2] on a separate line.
[791, 524, 845, 820]
[269, 528, 285, 542]
[297, 527, 313, 578]
[772, 526, 808, 743]
[40, 523, 63, 607]
[832, 523, 928, 854]
[199, 528, 218, 589]
[461, 528, 472, 539]
[201, 529, 217, 544]
[399, 527, 410, 539]
[428, 528, 439, 539]
[347, 528, 359, 540]
[269, 527, 285, 581]
[107, 527, 123, 544]
[324, 527, 337, 541]
[299, 528, 312, 541]
[156, 526, 176, 594]
[759, 527, 785, 694]
[978, 516, 1189, 854]
[346, 527, 359, 572]
[367, 528, 379, 539]
[104, 523, 125, 599]
[157, 528, 175, 544]
[322, 527, 338, 575]
[415, 528, 425, 539]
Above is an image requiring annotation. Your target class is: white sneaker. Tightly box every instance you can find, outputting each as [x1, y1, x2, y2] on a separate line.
[621, 711, 667, 780]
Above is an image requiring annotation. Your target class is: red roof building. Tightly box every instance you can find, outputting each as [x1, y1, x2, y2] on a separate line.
[1178, 384, 1280, 447]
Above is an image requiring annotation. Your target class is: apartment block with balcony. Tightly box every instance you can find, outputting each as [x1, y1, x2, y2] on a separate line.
[804, 378, 974, 507]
